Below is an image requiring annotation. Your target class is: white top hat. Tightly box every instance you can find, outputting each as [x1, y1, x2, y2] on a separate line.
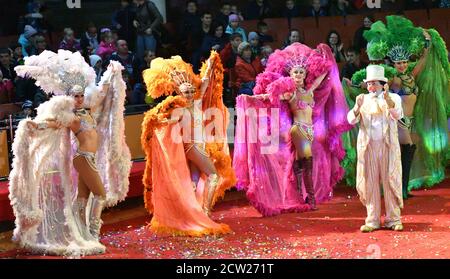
[363, 65, 388, 83]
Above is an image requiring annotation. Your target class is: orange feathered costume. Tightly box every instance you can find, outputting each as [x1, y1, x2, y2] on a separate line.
[141, 51, 236, 236]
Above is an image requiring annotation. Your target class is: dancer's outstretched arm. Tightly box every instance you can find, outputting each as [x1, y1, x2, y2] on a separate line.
[308, 72, 327, 94]
[200, 54, 217, 96]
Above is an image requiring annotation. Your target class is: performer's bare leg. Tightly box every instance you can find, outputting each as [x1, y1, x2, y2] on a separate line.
[185, 146, 219, 214]
[73, 156, 106, 198]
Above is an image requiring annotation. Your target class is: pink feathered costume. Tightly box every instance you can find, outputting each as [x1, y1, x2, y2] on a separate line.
[233, 43, 352, 216]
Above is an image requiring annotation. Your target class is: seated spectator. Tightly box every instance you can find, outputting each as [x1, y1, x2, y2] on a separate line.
[353, 15, 374, 52]
[225, 14, 247, 42]
[200, 22, 229, 59]
[230, 4, 245, 21]
[248, 32, 261, 56]
[89, 54, 104, 84]
[234, 42, 264, 95]
[0, 69, 14, 104]
[18, 25, 38, 57]
[132, 50, 156, 105]
[256, 21, 274, 46]
[26, 34, 48, 56]
[283, 28, 303, 48]
[109, 40, 138, 80]
[96, 28, 117, 60]
[326, 30, 346, 63]
[216, 2, 232, 28]
[80, 22, 100, 56]
[328, 0, 353, 16]
[220, 33, 243, 104]
[282, 0, 301, 20]
[0, 48, 17, 81]
[9, 43, 25, 66]
[260, 45, 273, 67]
[220, 33, 243, 71]
[244, 0, 272, 20]
[341, 46, 368, 80]
[112, 0, 136, 50]
[308, 0, 327, 17]
[58, 27, 82, 52]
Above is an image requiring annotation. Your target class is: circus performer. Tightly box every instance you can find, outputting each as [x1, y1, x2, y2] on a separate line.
[343, 15, 449, 196]
[233, 42, 351, 216]
[9, 50, 132, 256]
[141, 50, 236, 236]
[347, 65, 404, 232]
[341, 64, 397, 187]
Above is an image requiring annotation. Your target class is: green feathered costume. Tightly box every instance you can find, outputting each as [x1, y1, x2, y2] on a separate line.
[341, 15, 449, 190]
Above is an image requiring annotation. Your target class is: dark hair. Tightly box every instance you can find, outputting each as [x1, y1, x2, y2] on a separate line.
[230, 32, 243, 41]
[186, 0, 197, 7]
[0, 48, 10, 55]
[326, 29, 341, 46]
[346, 46, 360, 55]
[201, 11, 212, 18]
[285, 28, 303, 45]
[116, 39, 127, 47]
[209, 21, 225, 36]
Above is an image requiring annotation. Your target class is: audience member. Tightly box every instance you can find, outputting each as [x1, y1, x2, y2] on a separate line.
[308, 0, 328, 16]
[341, 46, 368, 80]
[326, 30, 346, 63]
[58, 27, 81, 52]
[96, 29, 117, 60]
[256, 21, 274, 46]
[244, 0, 272, 20]
[234, 42, 264, 95]
[134, 0, 164, 58]
[226, 14, 247, 42]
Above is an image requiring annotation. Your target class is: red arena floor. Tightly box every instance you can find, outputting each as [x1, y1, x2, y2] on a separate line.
[1, 178, 449, 259]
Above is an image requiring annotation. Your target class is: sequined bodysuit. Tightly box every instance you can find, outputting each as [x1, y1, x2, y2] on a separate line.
[73, 108, 98, 171]
[288, 89, 315, 142]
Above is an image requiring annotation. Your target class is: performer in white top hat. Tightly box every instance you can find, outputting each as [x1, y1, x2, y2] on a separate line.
[347, 64, 404, 233]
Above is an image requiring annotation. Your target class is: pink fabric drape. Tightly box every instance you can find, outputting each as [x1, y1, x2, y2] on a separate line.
[233, 44, 352, 216]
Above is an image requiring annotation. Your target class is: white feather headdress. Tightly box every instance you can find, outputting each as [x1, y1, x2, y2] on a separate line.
[15, 50, 96, 96]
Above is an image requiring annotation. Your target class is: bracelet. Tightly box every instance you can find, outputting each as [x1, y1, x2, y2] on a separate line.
[37, 122, 48, 130]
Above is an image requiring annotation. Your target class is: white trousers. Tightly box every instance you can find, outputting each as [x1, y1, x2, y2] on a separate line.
[364, 140, 402, 228]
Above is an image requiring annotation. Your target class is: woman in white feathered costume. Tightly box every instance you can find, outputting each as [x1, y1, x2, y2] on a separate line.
[9, 50, 132, 256]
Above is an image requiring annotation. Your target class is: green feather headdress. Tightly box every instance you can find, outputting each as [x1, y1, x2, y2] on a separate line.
[364, 15, 425, 62]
